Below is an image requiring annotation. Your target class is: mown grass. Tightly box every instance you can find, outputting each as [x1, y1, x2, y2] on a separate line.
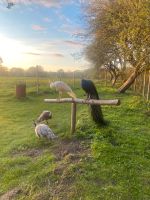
[0, 76, 150, 199]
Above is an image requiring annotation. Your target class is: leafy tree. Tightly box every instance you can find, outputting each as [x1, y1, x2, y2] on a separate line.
[86, 0, 150, 92]
[25, 66, 45, 77]
[86, 38, 126, 86]
[0, 67, 8, 76]
[9, 67, 25, 76]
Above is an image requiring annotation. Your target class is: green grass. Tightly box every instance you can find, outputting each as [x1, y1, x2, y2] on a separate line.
[0, 77, 150, 199]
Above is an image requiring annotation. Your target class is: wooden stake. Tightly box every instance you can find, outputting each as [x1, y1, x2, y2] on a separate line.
[142, 71, 146, 97]
[133, 78, 137, 92]
[105, 70, 107, 86]
[73, 71, 75, 88]
[36, 65, 39, 94]
[147, 71, 150, 101]
[71, 103, 77, 134]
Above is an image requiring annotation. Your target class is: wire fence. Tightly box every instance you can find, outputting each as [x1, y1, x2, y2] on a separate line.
[99, 69, 150, 101]
[0, 70, 150, 100]
[130, 71, 150, 101]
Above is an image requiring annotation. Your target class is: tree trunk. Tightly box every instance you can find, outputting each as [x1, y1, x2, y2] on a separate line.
[118, 70, 140, 93]
[111, 74, 119, 87]
[109, 71, 113, 81]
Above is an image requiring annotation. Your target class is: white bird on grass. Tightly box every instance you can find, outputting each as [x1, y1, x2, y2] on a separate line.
[36, 110, 52, 124]
[33, 121, 57, 140]
[50, 81, 76, 99]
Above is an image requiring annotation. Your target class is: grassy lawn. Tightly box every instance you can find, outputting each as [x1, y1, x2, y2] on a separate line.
[0, 77, 150, 200]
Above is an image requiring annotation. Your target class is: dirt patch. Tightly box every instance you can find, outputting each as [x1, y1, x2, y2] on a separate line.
[53, 163, 67, 176]
[0, 188, 21, 200]
[52, 138, 90, 161]
[24, 149, 43, 158]
[12, 148, 43, 158]
[50, 138, 91, 200]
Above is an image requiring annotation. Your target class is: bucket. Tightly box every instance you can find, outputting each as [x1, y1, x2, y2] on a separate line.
[16, 83, 26, 98]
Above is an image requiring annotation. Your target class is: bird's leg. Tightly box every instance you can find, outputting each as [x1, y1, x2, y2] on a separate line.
[58, 91, 62, 100]
[87, 94, 90, 100]
[84, 93, 90, 100]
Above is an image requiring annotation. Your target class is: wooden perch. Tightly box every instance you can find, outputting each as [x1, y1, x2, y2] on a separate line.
[44, 98, 120, 106]
[44, 98, 120, 134]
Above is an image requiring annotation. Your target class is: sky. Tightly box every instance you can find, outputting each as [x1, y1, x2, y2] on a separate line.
[0, 0, 89, 71]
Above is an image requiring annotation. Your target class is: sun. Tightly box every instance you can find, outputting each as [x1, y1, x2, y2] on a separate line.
[0, 34, 35, 68]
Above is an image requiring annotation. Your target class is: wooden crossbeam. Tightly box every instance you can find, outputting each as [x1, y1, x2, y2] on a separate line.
[44, 98, 120, 134]
[44, 98, 120, 105]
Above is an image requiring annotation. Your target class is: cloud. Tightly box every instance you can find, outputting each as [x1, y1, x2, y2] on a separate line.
[63, 40, 85, 47]
[32, 24, 46, 31]
[43, 17, 51, 23]
[5, 0, 73, 8]
[55, 10, 72, 24]
[23, 52, 41, 56]
[50, 53, 64, 58]
[60, 24, 85, 36]
[23, 50, 64, 58]
[35, 0, 61, 8]
[38, 39, 85, 51]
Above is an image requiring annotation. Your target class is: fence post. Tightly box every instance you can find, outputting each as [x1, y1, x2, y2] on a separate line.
[142, 71, 146, 98]
[146, 71, 150, 101]
[133, 78, 137, 92]
[105, 70, 107, 86]
[140, 73, 143, 93]
[71, 103, 77, 134]
[73, 71, 75, 88]
[36, 65, 39, 94]
[138, 74, 142, 94]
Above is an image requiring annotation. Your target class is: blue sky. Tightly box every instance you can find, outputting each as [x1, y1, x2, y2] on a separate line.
[0, 0, 89, 71]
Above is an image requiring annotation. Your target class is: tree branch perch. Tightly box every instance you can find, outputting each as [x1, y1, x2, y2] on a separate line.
[44, 98, 120, 105]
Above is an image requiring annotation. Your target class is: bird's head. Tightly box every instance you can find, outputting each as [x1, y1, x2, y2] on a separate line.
[33, 120, 37, 127]
[49, 112, 52, 119]
[50, 82, 55, 89]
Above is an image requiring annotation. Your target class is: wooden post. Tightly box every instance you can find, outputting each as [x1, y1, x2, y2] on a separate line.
[36, 65, 39, 94]
[142, 71, 146, 98]
[133, 77, 137, 92]
[71, 103, 77, 134]
[73, 71, 75, 88]
[105, 70, 107, 86]
[147, 71, 150, 101]
[137, 76, 140, 94]
[140, 73, 143, 94]
[59, 72, 62, 81]
[44, 98, 120, 134]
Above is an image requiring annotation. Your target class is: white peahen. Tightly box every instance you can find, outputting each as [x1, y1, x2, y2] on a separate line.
[50, 81, 76, 99]
[33, 121, 57, 140]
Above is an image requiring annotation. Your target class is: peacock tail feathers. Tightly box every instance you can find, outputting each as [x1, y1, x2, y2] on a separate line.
[67, 91, 76, 99]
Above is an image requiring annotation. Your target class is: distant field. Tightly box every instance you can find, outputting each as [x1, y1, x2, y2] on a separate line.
[0, 76, 150, 200]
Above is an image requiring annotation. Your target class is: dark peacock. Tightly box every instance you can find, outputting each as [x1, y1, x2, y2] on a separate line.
[81, 79, 106, 126]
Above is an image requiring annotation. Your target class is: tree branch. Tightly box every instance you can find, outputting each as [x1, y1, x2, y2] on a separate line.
[44, 98, 120, 105]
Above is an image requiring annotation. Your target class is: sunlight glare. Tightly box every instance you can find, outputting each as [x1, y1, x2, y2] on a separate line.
[0, 34, 36, 68]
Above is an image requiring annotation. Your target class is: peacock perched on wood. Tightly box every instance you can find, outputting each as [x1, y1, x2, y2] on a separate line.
[50, 81, 76, 99]
[81, 79, 106, 126]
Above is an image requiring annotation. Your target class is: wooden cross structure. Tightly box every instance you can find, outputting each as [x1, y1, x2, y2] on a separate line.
[44, 98, 120, 134]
